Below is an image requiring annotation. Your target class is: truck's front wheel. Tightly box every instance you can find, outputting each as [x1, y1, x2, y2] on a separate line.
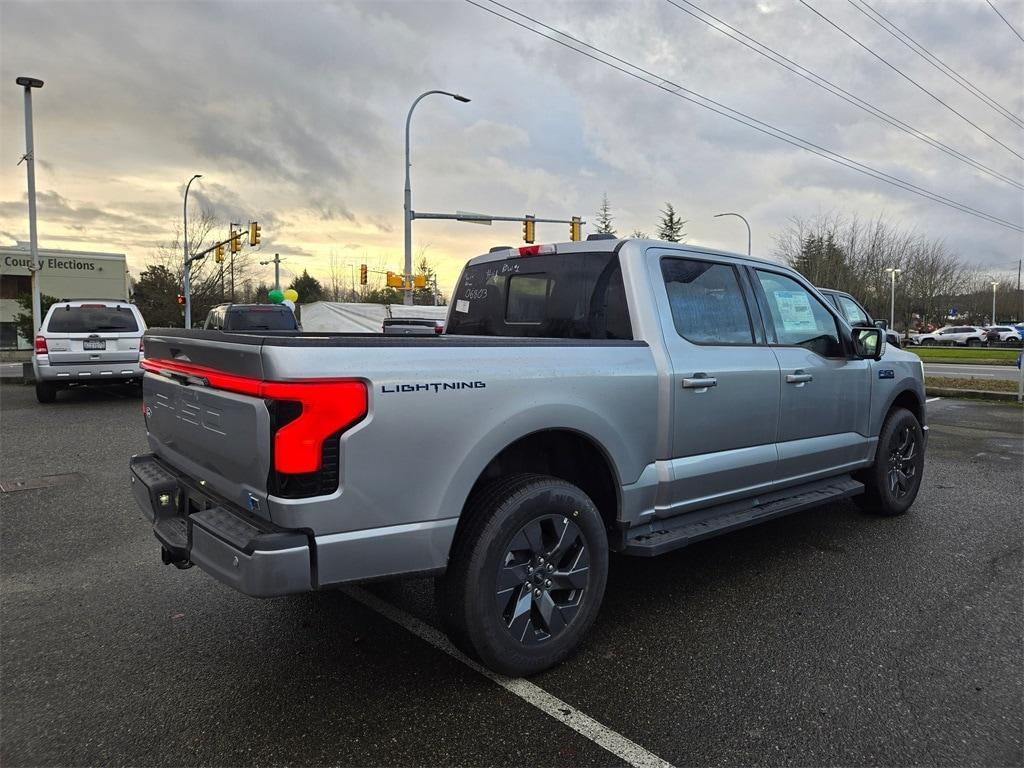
[437, 474, 608, 677]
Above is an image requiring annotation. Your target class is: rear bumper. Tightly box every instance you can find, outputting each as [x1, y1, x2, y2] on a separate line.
[34, 356, 141, 382]
[130, 454, 312, 597]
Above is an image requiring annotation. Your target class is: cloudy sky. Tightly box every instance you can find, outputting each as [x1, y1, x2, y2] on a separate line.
[1, 0, 1021, 293]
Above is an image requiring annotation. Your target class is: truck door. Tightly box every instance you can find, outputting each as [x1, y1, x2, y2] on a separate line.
[651, 251, 781, 515]
[749, 268, 873, 484]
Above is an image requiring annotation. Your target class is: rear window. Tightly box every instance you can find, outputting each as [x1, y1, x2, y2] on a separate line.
[446, 252, 632, 339]
[46, 306, 139, 333]
[224, 307, 298, 331]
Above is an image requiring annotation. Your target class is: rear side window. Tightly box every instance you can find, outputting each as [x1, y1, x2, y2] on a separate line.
[447, 252, 632, 339]
[661, 258, 754, 345]
[225, 308, 297, 331]
[46, 306, 139, 333]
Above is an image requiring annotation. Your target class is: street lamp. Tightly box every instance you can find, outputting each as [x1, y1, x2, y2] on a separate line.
[182, 174, 202, 328]
[404, 90, 470, 305]
[991, 281, 999, 324]
[713, 212, 751, 256]
[16, 76, 44, 338]
[885, 267, 901, 330]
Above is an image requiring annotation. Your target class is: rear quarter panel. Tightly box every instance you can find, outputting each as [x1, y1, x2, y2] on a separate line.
[259, 341, 659, 536]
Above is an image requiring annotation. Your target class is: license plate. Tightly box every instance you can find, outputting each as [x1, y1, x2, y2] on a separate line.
[83, 339, 106, 350]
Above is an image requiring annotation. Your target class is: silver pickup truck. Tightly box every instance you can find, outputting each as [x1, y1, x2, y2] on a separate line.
[130, 237, 926, 676]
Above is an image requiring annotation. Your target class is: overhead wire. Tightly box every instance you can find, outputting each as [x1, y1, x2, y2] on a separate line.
[664, 0, 1022, 190]
[797, 0, 1024, 162]
[465, 0, 1022, 233]
[985, 0, 1024, 44]
[848, 0, 1024, 130]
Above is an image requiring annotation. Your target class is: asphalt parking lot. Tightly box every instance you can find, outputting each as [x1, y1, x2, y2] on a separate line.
[1, 384, 1021, 767]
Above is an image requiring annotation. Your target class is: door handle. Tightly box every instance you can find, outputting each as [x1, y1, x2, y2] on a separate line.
[682, 374, 718, 389]
[786, 371, 813, 384]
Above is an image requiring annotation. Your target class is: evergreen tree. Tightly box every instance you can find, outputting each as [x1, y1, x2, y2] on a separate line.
[594, 193, 616, 235]
[288, 269, 324, 303]
[130, 265, 182, 327]
[656, 202, 687, 242]
[13, 293, 59, 341]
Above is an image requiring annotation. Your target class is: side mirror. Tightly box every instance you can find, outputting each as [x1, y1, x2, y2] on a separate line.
[874, 319, 888, 330]
[853, 326, 885, 360]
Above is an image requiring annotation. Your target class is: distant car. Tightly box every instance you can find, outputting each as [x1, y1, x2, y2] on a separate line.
[32, 299, 146, 403]
[381, 317, 444, 335]
[203, 303, 300, 332]
[983, 326, 1022, 345]
[911, 325, 987, 346]
[817, 288, 901, 348]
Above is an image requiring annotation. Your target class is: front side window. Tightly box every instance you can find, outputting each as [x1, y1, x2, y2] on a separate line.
[756, 271, 841, 357]
[661, 258, 754, 344]
[835, 295, 870, 326]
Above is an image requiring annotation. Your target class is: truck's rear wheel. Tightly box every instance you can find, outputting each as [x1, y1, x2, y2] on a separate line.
[436, 473, 608, 676]
[854, 407, 924, 517]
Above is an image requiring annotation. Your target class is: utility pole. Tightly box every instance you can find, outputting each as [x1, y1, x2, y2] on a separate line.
[16, 77, 44, 337]
[229, 221, 240, 303]
[991, 281, 999, 324]
[260, 253, 283, 291]
[885, 267, 901, 330]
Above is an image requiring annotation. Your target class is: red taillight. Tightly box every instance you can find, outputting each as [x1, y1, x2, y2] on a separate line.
[517, 244, 556, 257]
[141, 358, 367, 474]
[34, 336, 47, 354]
[434, 324, 444, 334]
[138, 338, 145, 358]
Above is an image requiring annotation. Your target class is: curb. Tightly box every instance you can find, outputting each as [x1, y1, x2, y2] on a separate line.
[925, 387, 1020, 403]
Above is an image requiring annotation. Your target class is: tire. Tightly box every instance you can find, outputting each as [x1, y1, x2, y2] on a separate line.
[966, 337, 980, 347]
[436, 473, 608, 677]
[921, 338, 935, 346]
[35, 382, 57, 404]
[854, 407, 925, 517]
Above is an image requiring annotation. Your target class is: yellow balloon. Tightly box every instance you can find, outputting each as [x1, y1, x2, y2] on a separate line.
[283, 289, 299, 302]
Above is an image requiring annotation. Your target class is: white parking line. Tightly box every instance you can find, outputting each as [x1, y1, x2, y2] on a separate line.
[926, 397, 942, 403]
[343, 585, 674, 768]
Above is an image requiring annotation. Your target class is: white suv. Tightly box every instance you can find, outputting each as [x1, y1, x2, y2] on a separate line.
[32, 299, 147, 403]
[911, 325, 987, 347]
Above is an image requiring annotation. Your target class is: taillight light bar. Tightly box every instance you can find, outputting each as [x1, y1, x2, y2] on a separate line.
[517, 244, 557, 257]
[141, 358, 367, 475]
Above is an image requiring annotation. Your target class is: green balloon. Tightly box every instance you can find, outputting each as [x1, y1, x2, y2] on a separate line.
[268, 289, 284, 304]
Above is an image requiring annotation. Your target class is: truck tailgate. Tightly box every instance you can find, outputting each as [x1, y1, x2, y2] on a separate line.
[142, 332, 272, 513]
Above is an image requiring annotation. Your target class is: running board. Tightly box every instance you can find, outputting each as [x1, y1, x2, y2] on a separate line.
[622, 475, 863, 557]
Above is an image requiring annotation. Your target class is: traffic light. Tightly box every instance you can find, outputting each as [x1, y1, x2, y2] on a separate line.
[249, 221, 261, 246]
[522, 215, 535, 244]
[176, 294, 185, 306]
[359, 264, 368, 285]
[414, 274, 427, 289]
[386, 272, 404, 288]
[570, 216, 582, 242]
[215, 244, 225, 264]
[230, 229, 241, 254]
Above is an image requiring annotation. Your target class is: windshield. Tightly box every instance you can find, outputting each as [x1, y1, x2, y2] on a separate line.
[446, 251, 632, 339]
[225, 307, 297, 331]
[47, 306, 139, 333]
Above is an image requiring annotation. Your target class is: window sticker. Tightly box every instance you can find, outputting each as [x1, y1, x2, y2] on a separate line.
[773, 290, 817, 332]
[455, 299, 470, 314]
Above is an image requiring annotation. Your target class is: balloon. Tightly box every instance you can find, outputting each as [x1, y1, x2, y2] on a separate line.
[282, 299, 295, 311]
[283, 289, 299, 302]
[268, 289, 284, 304]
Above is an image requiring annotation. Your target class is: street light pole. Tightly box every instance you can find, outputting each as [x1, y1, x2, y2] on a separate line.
[991, 281, 999, 324]
[182, 174, 202, 328]
[885, 267, 901, 330]
[713, 212, 751, 256]
[404, 90, 470, 305]
[16, 76, 44, 339]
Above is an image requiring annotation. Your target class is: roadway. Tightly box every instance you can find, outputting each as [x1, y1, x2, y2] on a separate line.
[1, 383, 1021, 766]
